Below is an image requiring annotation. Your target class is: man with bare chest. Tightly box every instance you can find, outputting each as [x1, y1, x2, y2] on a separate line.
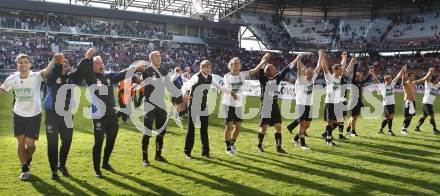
[401, 66, 434, 135]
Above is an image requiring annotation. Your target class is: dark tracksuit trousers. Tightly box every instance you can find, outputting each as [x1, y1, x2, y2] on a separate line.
[142, 106, 167, 161]
[92, 114, 119, 171]
[45, 110, 73, 172]
[184, 104, 210, 156]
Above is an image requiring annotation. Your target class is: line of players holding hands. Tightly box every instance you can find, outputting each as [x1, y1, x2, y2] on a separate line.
[0, 48, 438, 181]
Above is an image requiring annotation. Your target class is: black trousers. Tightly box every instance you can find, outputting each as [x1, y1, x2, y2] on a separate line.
[45, 111, 73, 172]
[92, 114, 119, 171]
[184, 111, 209, 155]
[142, 106, 167, 160]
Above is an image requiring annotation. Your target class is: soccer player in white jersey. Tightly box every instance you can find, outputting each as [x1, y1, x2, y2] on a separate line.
[290, 49, 324, 149]
[414, 72, 440, 134]
[222, 53, 271, 156]
[321, 55, 345, 146]
[0, 54, 53, 180]
[372, 66, 405, 136]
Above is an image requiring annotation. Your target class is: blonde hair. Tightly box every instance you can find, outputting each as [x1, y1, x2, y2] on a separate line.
[200, 60, 211, 68]
[384, 75, 392, 80]
[149, 51, 160, 61]
[227, 57, 240, 71]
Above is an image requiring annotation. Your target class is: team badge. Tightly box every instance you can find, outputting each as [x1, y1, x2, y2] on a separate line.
[56, 77, 62, 84]
[96, 122, 101, 128]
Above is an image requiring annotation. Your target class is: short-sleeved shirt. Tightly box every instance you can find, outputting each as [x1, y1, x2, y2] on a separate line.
[1, 71, 44, 117]
[422, 81, 440, 105]
[378, 81, 397, 106]
[324, 73, 342, 104]
[295, 71, 318, 106]
[222, 71, 249, 107]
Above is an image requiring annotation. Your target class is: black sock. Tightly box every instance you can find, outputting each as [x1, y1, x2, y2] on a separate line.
[406, 118, 412, 129]
[294, 134, 299, 141]
[417, 116, 426, 128]
[225, 140, 231, 151]
[258, 133, 265, 146]
[430, 119, 437, 130]
[346, 125, 351, 132]
[299, 134, 306, 146]
[403, 118, 411, 129]
[338, 122, 344, 133]
[231, 139, 236, 146]
[387, 119, 393, 130]
[21, 164, 29, 172]
[381, 119, 388, 129]
[275, 133, 282, 149]
[156, 136, 164, 156]
[325, 125, 333, 142]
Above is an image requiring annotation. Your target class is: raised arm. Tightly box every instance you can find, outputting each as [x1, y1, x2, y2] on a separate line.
[392, 65, 405, 84]
[414, 68, 435, 85]
[314, 49, 324, 75]
[402, 65, 409, 85]
[111, 60, 151, 83]
[249, 53, 271, 76]
[340, 52, 348, 68]
[371, 69, 380, 84]
[322, 51, 330, 74]
[295, 54, 304, 77]
[345, 57, 357, 78]
[40, 54, 60, 79]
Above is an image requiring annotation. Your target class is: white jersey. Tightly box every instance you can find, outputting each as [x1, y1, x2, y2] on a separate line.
[324, 73, 342, 104]
[222, 71, 249, 107]
[378, 81, 396, 105]
[0, 71, 44, 117]
[422, 81, 440, 105]
[295, 71, 318, 106]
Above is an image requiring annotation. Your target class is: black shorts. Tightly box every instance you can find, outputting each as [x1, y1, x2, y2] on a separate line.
[171, 96, 183, 104]
[324, 103, 344, 121]
[14, 113, 42, 140]
[404, 100, 416, 118]
[296, 105, 312, 121]
[384, 104, 395, 117]
[351, 102, 363, 116]
[423, 104, 434, 116]
[260, 102, 282, 126]
[223, 105, 243, 124]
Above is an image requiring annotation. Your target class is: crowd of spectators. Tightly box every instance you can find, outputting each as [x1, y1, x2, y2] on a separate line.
[0, 12, 169, 40]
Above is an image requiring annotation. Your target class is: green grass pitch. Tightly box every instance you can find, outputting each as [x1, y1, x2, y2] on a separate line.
[0, 88, 439, 195]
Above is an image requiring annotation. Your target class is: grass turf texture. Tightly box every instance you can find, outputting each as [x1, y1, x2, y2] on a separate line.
[0, 89, 439, 195]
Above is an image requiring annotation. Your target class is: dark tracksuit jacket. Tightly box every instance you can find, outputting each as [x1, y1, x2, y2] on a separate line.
[44, 58, 88, 172]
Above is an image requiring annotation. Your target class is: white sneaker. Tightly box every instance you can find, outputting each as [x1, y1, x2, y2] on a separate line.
[300, 146, 310, 150]
[231, 146, 237, 154]
[401, 130, 408, 135]
[292, 139, 298, 147]
[226, 150, 235, 156]
[19, 171, 30, 181]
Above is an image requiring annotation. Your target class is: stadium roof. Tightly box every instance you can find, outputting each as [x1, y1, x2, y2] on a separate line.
[39, 0, 440, 20]
[43, 0, 256, 20]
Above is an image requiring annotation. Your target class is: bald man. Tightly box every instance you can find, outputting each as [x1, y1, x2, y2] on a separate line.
[141, 51, 185, 166]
